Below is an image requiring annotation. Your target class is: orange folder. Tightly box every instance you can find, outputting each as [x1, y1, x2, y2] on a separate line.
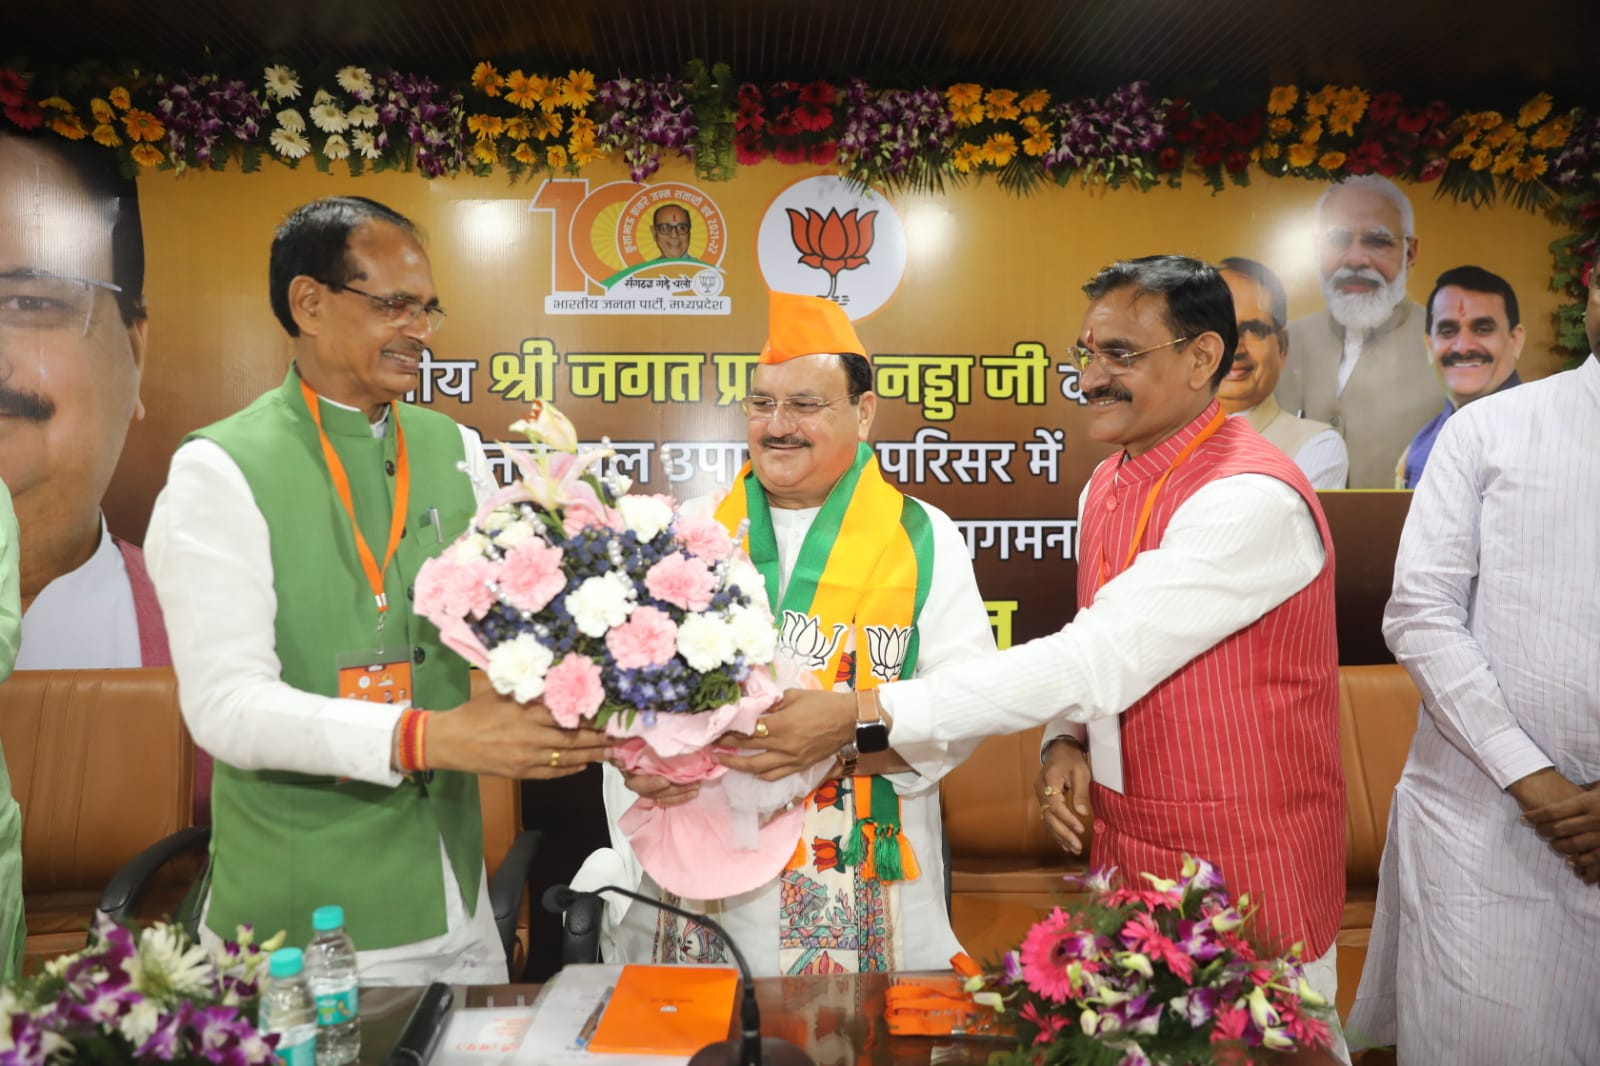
[587, 965, 740, 1056]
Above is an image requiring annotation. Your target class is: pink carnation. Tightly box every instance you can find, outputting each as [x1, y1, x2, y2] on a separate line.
[499, 538, 566, 612]
[606, 605, 678, 668]
[675, 513, 734, 561]
[543, 653, 604, 727]
[644, 553, 717, 612]
[414, 553, 495, 621]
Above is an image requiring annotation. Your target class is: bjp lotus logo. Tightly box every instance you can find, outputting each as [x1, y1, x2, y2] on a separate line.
[779, 610, 847, 672]
[786, 207, 877, 300]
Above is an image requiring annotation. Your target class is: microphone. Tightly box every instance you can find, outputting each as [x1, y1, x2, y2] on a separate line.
[543, 884, 813, 1066]
[384, 981, 453, 1066]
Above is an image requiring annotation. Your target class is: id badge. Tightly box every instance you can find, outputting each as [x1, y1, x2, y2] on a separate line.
[336, 648, 414, 708]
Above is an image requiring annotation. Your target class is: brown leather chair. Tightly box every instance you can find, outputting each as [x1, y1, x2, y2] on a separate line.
[0, 668, 200, 974]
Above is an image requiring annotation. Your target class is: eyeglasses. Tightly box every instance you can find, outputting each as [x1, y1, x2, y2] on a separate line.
[653, 222, 691, 236]
[740, 393, 861, 421]
[332, 282, 447, 333]
[1067, 336, 1190, 374]
[0, 270, 124, 338]
[1319, 229, 1407, 254]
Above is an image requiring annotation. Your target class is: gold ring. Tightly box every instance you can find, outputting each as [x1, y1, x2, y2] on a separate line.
[1042, 786, 1058, 798]
[549, 750, 561, 768]
[754, 720, 769, 738]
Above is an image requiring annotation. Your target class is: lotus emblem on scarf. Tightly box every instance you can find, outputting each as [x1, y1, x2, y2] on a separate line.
[864, 625, 911, 683]
[779, 610, 847, 672]
[786, 207, 877, 300]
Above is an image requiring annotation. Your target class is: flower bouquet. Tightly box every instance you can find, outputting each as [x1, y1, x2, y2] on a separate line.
[414, 402, 813, 899]
[966, 857, 1334, 1066]
[0, 915, 283, 1065]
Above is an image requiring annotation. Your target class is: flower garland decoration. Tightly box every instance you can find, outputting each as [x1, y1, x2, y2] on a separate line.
[464, 61, 602, 178]
[0, 914, 284, 1065]
[967, 857, 1334, 1066]
[1548, 111, 1600, 362]
[594, 74, 698, 183]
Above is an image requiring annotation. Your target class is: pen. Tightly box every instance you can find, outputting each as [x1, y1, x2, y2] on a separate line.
[427, 506, 443, 543]
[574, 986, 613, 1049]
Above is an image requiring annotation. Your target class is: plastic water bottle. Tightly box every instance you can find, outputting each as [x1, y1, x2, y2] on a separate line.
[304, 905, 361, 1066]
[260, 948, 318, 1066]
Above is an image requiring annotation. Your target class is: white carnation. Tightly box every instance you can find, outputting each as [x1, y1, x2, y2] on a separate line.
[566, 572, 636, 638]
[726, 603, 777, 664]
[495, 519, 538, 548]
[479, 506, 517, 532]
[452, 532, 491, 562]
[618, 494, 675, 541]
[486, 633, 554, 703]
[677, 613, 738, 672]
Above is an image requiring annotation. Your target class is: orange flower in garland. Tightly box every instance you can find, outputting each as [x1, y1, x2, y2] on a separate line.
[1266, 85, 1298, 115]
[1303, 85, 1335, 118]
[130, 142, 164, 167]
[472, 61, 505, 97]
[512, 142, 538, 165]
[1318, 151, 1347, 171]
[1515, 92, 1552, 128]
[89, 97, 115, 124]
[984, 88, 1021, 122]
[471, 139, 497, 165]
[91, 124, 121, 147]
[1287, 143, 1318, 168]
[946, 83, 984, 127]
[1530, 115, 1572, 149]
[122, 109, 164, 142]
[467, 114, 504, 139]
[504, 115, 532, 141]
[50, 114, 87, 140]
[1020, 117, 1052, 157]
[556, 69, 596, 109]
[1512, 155, 1548, 181]
[504, 70, 540, 110]
[1018, 89, 1050, 113]
[981, 132, 1018, 167]
[546, 145, 568, 169]
[108, 86, 131, 110]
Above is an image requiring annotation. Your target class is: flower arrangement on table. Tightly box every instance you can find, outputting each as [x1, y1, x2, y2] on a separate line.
[0, 914, 283, 1066]
[414, 401, 817, 900]
[965, 857, 1334, 1066]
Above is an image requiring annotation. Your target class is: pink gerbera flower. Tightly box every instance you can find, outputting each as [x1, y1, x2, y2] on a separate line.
[1120, 910, 1195, 983]
[1017, 908, 1081, 1004]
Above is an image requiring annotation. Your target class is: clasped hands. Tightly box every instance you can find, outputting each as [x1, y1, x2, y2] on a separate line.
[1514, 768, 1600, 886]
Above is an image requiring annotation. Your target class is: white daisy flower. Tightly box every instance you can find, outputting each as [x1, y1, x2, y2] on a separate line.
[269, 128, 311, 159]
[313, 88, 335, 106]
[323, 135, 350, 160]
[310, 103, 348, 133]
[486, 633, 554, 703]
[275, 108, 305, 133]
[567, 571, 636, 638]
[263, 64, 301, 101]
[346, 104, 379, 128]
[336, 66, 374, 96]
[352, 129, 381, 160]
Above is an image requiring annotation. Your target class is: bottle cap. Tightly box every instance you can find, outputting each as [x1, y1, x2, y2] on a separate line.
[269, 947, 304, 979]
[312, 905, 346, 933]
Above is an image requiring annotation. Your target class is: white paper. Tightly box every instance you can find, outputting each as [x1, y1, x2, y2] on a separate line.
[1088, 717, 1124, 793]
[434, 1008, 534, 1066]
[509, 965, 692, 1066]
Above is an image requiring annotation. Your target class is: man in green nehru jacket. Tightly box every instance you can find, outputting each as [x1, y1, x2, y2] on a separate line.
[145, 196, 612, 983]
[1, 477, 25, 979]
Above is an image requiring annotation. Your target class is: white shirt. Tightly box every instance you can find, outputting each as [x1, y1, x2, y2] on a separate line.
[16, 515, 140, 670]
[147, 407, 505, 985]
[1347, 356, 1600, 1063]
[1228, 406, 1350, 491]
[1335, 330, 1365, 396]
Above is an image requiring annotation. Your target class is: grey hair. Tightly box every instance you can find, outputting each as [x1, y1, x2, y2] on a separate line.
[1316, 174, 1415, 237]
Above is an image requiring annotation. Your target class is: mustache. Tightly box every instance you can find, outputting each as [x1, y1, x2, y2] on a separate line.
[1330, 265, 1386, 286]
[0, 384, 55, 422]
[1439, 351, 1492, 367]
[760, 435, 809, 448]
[1084, 384, 1133, 403]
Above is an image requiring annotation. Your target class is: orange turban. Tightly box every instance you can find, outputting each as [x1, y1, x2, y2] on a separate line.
[758, 291, 868, 365]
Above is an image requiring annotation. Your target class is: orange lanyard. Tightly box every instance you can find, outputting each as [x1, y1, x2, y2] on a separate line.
[300, 378, 411, 627]
[1097, 406, 1225, 589]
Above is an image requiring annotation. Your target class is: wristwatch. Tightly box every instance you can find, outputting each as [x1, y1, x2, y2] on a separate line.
[854, 688, 890, 754]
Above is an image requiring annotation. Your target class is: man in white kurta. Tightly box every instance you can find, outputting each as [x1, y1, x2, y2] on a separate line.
[1345, 350, 1600, 1062]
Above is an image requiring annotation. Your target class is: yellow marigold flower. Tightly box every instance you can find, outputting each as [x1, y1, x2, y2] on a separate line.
[1022, 128, 1053, 156]
[1304, 86, 1335, 118]
[1333, 87, 1369, 116]
[1516, 93, 1552, 128]
[504, 116, 532, 141]
[1483, 123, 1516, 149]
[1318, 151, 1347, 171]
[1530, 116, 1572, 150]
[1491, 150, 1520, 175]
[1267, 86, 1299, 115]
[1287, 143, 1319, 168]
[1267, 117, 1293, 138]
[570, 115, 597, 140]
[1512, 155, 1548, 182]
[472, 61, 505, 97]
[467, 114, 504, 138]
[547, 145, 569, 169]
[1472, 110, 1503, 131]
[39, 96, 74, 113]
[951, 142, 983, 174]
[558, 70, 596, 109]
[130, 143, 164, 167]
[950, 100, 984, 127]
[985, 89, 1020, 122]
[108, 86, 131, 110]
[1327, 107, 1360, 136]
[946, 83, 983, 108]
[981, 133, 1017, 167]
[512, 142, 538, 165]
[92, 123, 122, 147]
[472, 138, 498, 165]
[90, 98, 115, 124]
[50, 115, 88, 140]
[122, 109, 164, 142]
[572, 145, 604, 167]
[533, 110, 564, 140]
[504, 70, 540, 110]
[1469, 146, 1494, 171]
[1019, 89, 1050, 113]
[1262, 140, 1282, 160]
[1448, 142, 1477, 160]
[1299, 119, 1323, 145]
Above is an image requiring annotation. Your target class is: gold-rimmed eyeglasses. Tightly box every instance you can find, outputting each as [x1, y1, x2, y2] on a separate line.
[1067, 336, 1190, 374]
[740, 393, 861, 421]
[332, 282, 447, 333]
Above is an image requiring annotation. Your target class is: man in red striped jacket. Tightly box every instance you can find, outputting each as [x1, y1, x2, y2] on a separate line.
[727, 255, 1347, 1037]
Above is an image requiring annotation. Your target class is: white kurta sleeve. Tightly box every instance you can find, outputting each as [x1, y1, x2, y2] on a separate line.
[882, 474, 1325, 748]
[1295, 429, 1350, 490]
[1380, 414, 1554, 789]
